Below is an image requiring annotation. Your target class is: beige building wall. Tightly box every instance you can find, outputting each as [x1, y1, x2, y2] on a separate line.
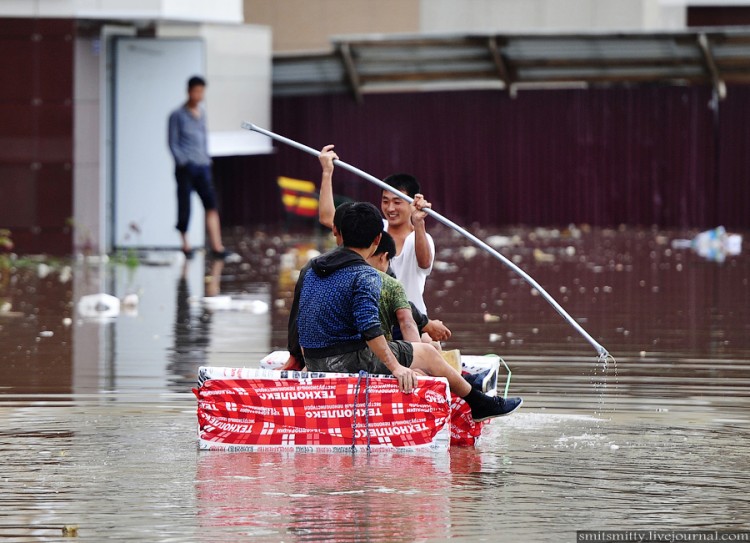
[244, 0, 420, 52]
[420, 0, 685, 32]
[247, 0, 686, 53]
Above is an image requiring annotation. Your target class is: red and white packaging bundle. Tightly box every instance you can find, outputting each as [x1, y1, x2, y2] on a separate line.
[194, 367, 452, 453]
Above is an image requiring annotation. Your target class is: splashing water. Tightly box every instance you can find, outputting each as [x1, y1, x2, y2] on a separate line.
[592, 352, 619, 416]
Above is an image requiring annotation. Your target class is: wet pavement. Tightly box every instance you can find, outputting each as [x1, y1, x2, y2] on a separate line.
[1, 224, 749, 541]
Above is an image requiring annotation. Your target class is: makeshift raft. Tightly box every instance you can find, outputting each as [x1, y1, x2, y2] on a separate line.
[194, 353, 509, 453]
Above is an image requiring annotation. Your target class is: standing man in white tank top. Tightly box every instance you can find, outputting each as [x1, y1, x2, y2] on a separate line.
[317, 145, 434, 314]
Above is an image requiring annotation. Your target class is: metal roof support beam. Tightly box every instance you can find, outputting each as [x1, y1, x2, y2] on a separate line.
[488, 36, 510, 90]
[698, 33, 727, 101]
[339, 43, 363, 103]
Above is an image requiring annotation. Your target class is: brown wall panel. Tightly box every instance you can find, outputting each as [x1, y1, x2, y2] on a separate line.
[38, 37, 74, 101]
[213, 153, 284, 226]
[0, 18, 36, 37]
[0, 167, 36, 227]
[0, 18, 74, 256]
[687, 7, 750, 26]
[36, 104, 74, 161]
[717, 85, 750, 228]
[0, 104, 36, 161]
[0, 40, 35, 100]
[36, 165, 72, 228]
[258, 86, 747, 230]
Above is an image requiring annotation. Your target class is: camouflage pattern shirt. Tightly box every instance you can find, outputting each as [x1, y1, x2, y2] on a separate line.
[377, 270, 412, 341]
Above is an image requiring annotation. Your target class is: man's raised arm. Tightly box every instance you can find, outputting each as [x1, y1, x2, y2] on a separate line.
[411, 194, 434, 270]
[318, 144, 337, 229]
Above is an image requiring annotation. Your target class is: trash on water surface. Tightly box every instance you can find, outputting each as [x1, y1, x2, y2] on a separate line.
[533, 248, 555, 263]
[199, 296, 269, 314]
[77, 293, 120, 319]
[672, 226, 742, 263]
[121, 293, 139, 317]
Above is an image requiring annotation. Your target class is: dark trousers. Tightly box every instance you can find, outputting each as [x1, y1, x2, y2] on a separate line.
[175, 163, 217, 233]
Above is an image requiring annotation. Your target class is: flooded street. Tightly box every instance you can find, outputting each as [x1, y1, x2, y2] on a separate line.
[1, 225, 749, 541]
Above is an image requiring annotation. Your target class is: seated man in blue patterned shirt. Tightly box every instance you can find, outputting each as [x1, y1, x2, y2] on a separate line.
[298, 202, 522, 420]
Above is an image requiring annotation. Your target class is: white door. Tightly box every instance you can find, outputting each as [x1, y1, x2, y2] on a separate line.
[113, 38, 205, 249]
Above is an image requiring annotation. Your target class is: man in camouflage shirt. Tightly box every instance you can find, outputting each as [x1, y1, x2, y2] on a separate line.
[366, 231, 422, 343]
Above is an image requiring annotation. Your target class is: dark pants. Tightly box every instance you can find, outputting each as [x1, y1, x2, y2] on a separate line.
[305, 341, 414, 375]
[175, 163, 217, 233]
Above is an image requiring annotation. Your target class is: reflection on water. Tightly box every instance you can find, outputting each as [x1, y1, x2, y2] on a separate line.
[1, 226, 749, 541]
[166, 260, 217, 389]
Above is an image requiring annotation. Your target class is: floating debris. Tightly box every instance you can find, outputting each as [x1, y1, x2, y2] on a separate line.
[37, 263, 51, 279]
[459, 246, 479, 260]
[200, 296, 269, 314]
[433, 260, 459, 273]
[672, 226, 743, 263]
[122, 293, 139, 309]
[59, 266, 72, 283]
[486, 235, 514, 248]
[77, 293, 120, 319]
[533, 248, 555, 263]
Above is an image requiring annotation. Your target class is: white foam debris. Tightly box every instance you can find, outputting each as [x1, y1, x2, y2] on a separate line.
[77, 293, 120, 319]
[487, 235, 513, 248]
[459, 246, 479, 260]
[201, 296, 269, 314]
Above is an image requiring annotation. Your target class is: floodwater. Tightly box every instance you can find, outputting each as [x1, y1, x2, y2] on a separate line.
[1, 225, 749, 542]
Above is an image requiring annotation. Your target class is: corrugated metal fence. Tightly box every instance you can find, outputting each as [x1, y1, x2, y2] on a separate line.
[217, 85, 750, 229]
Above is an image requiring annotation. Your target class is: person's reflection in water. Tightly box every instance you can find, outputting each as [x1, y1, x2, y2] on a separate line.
[167, 259, 224, 389]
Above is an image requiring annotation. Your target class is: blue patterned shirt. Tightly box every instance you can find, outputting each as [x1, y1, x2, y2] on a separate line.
[298, 259, 383, 356]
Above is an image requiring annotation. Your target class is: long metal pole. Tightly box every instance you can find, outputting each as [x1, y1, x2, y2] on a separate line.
[242, 121, 609, 359]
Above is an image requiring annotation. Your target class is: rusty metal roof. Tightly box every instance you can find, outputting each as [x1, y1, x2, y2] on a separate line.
[273, 28, 750, 100]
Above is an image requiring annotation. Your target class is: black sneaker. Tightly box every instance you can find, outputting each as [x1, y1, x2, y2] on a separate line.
[471, 396, 523, 422]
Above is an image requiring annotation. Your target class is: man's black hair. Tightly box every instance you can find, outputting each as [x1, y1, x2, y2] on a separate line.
[332, 201, 355, 232]
[340, 202, 383, 249]
[188, 76, 206, 89]
[373, 230, 396, 260]
[383, 173, 420, 198]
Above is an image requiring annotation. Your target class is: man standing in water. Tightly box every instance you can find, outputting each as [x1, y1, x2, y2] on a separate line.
[168, 76, 239, 262]
[298, 201, 522, 420]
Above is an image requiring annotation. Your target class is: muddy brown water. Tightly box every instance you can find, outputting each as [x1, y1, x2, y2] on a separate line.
[1, 225, 749, 542]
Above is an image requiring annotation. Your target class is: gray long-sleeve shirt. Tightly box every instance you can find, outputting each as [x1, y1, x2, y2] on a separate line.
[167, 105, 211, 167]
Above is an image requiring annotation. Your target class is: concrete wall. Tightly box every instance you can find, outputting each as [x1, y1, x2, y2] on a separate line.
[244, 0, 420, 52]
[73, 36, 102, 254]
[245, 0, 688, 53]
[0, 0, 243, 23]
[420, 0, 685, 33]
